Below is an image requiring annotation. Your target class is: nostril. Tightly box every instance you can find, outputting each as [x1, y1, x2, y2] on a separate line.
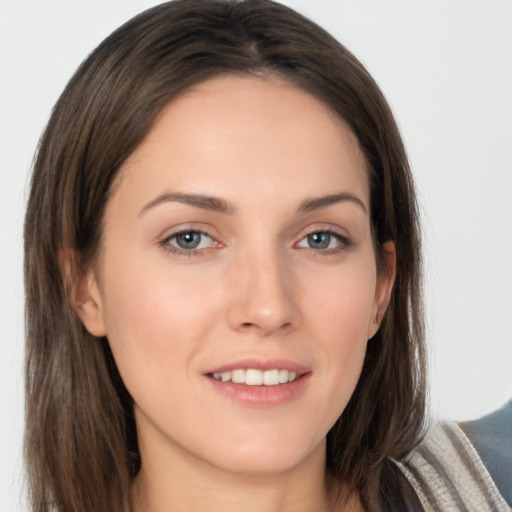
[240, 321, 293, 332]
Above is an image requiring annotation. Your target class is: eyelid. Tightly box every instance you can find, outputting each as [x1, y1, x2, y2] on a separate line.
[157, 222, 217, 242]
[294, 223, 350, 241]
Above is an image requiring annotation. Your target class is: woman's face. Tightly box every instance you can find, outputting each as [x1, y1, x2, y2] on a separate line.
[79, 75, 394, 477]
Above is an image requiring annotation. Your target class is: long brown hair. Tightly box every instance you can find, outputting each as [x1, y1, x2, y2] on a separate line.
[24, 1, 426, 510]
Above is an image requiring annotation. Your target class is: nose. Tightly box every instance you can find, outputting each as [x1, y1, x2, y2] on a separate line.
[227, 248, 301, 336]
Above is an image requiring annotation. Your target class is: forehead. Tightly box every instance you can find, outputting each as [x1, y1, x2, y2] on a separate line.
[115, 74, 370, 213]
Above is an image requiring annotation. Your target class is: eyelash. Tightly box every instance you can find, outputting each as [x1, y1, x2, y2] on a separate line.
[296, 230, 352, 255]
[159, 228, 352, 257]
[159, 229, 219, 257]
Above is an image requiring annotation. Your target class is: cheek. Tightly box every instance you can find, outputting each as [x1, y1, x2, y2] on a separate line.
[300, 258, 377, 409]
[98, 252, 222, 390]
[302, 255, 377, 341]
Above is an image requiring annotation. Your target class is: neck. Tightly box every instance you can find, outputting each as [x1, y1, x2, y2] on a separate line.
[131, 440, 359, 512]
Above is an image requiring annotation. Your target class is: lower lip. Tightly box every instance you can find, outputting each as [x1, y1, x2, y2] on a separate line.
[205, 373, 311, 408]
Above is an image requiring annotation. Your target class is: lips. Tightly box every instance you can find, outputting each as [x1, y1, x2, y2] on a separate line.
[205, 358, 309, 375]
[204, 358, 311, 407]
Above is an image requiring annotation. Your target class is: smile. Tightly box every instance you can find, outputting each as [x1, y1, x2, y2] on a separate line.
[211, 368, 299, 386]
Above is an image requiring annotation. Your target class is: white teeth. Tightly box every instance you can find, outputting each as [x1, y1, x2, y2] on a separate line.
[231, 369, 246, 383]
[263, 369, 279, 386]
[220, 371, 231, 382]
[211, 368, 300, 385]
[245, 369, 263, 386]
[279, 369, 289, 383]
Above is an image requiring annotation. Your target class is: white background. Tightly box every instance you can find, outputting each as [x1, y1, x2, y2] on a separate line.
[1, 1, 511, 510]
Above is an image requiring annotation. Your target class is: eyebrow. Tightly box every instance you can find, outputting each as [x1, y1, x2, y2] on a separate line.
[139, 192, 235, 216]
[139, 190, 367, 217]
[298, 192, 368, 214]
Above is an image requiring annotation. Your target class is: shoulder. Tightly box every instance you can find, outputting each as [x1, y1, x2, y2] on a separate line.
[394, 415, 511, 511]
[461, 399, 512, 507]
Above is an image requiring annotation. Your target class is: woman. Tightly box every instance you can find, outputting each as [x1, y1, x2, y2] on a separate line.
[23, 1, 510, 511]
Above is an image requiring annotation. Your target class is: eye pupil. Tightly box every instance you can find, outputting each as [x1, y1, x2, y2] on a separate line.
[176, 232, 201, 249]
[307, 232, 330, 249]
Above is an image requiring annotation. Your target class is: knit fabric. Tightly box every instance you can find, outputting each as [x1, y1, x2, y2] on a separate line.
[395, 421, 511, 511]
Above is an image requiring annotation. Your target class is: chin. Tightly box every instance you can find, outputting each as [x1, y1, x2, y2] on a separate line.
[199, 431, 326, 476]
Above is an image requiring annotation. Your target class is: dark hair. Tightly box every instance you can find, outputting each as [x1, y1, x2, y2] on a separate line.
[24, 1, 426, 511]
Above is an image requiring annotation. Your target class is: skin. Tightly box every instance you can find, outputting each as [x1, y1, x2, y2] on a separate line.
[75, 75, 395, 512]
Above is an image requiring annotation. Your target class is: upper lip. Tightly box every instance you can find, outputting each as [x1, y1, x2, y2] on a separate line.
[204, 358, 311, 375]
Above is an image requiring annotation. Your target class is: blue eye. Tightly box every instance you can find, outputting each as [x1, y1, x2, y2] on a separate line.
[306, 232, 332, 249]
[297, 231, 347, 251]
[166, 231, 215, 251]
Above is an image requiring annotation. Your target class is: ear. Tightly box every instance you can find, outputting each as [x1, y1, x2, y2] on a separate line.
[59, 249, 107, 337]
[368, 241, 396, 339]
